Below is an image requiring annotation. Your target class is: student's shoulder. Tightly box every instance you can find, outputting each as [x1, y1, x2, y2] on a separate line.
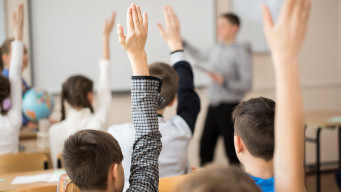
[107, 123, 135, 136]
[165, 115, 192, 136]
[49, 121, 67, 134]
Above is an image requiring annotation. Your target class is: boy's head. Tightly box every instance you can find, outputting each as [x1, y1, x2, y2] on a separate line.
[62, 130, 124, 192]
[217, 13, 240, 41]
[149, 62, 179, 109]
[175, 165, 260, 192]
[232, 97, 275, 163]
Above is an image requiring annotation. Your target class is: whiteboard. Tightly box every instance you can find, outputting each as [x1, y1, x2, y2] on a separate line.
[29, 0, 215, 93]
[0, 0, 6, 44]
[231, 0, 284, 53]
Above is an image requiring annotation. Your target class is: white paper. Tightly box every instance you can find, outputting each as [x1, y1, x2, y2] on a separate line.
[11, 173, 52, 185]
[48, 170, 66, 183]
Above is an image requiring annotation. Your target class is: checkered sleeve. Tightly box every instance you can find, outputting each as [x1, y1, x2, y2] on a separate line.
[127, 76, 165, 192]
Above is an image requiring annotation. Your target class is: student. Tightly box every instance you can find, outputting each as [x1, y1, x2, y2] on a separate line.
[107, 6, 200, 190]
[49, 12, 115, 168]
[175, 0, 311, 191]
[184, 12, 253, 166]
[60, 4, 163, 191]
[0, 4, 24, 154]
[1, 36, 31, 127]
[233, 97, 275, 192]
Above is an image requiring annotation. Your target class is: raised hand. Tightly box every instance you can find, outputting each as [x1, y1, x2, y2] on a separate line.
[157, 6, 183, 52]
[12, 4, 24, 41]
[262, 0, 311, 63]
[117, 3, 149, 76]
[103, 12, 116, 38]
[103, 12, 116, 60]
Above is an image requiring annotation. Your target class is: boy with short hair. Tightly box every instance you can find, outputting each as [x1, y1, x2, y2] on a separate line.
[61, 4, 163, 192]
[175, 0, 311, 191]
[233, 97, 275, 192]
[108, 6, 200, 190]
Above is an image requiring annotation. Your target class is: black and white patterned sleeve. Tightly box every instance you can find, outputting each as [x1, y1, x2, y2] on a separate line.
[127, 76, 165, 192]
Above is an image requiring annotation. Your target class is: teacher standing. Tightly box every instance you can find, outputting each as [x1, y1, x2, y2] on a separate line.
[184, 13, 253, 166]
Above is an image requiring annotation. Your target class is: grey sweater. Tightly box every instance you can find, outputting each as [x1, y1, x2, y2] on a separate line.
[184, 41, 253, 106]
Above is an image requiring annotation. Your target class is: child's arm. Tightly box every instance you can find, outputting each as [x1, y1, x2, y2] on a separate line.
[8, 4, 24, 127]
[93, 12, 115, 128]
[262, 0, 311, 191]
[158, 6, 200, 133]
[118, 4, 162, 191]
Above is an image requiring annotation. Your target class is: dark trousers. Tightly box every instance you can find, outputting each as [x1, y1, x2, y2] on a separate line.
[336, 169, 341, 189]
[200, 103, 240, 166]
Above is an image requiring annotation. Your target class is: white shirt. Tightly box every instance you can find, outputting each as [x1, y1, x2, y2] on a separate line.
[108, 115, 192, 192]
[0, 41, 23, 155]
[49, 60, 111, 168]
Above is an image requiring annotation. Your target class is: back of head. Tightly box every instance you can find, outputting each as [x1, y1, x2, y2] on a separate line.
[175, 165, 260, 192]
[61, 75, 94, 120]
[0, 75, 10, 115]
[149, 62, 179, 108]
[221, 13, 241, 27]
[233, 97, 275, 161]
[62, 130, 123, 191]
[0, 38, 14, 71]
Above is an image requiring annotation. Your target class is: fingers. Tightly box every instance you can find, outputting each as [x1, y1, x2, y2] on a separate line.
[278, 0, 296, 22]
[136, 5, 144, 29]
[117, 24, 126, 45]
[143, 12, 148, 31]
[157, 23, 165, 37]
[127, 7, 134, 33]
[261, 4, 274, 32]
[110, 12, 116, 27]
[301, 0, 311, 23]
[131, 4, 141, 33]
[165, 6, 175, 25]
[18, 4, 24, 21]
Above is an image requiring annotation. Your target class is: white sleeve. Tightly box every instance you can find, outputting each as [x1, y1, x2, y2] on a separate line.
[93, 59, 111, 129]
[7, 41, 23, 127]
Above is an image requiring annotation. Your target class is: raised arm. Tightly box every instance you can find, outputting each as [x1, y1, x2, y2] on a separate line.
[93, 12, 115, 127]
[8, 4, 24, 126]
[118, 4, 162, 191]
[262, 0, 311, 191]
[158, 6, 200, 133]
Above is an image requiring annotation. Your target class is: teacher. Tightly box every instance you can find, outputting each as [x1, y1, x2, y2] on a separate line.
[184, 13, 253, 166]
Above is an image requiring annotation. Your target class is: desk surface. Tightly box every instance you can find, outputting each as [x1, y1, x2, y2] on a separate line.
[0, 169, 189, 192]
[305, 110, 341, 127]
[0, 169, 56, 191]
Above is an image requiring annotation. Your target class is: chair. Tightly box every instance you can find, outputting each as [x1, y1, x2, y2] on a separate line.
[57, 152, 63, 168]
[0, 153, 48, 174]
[9, 185, 56, 192]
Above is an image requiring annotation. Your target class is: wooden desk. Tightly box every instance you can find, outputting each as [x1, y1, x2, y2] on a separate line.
[19, 128, 37, 141]
[304, 111, 341, 192]
[18, 139, 52, 169]
[0, 170, 57, 192]
[159, 174, 190, 192]
[0, 169, 190, 192]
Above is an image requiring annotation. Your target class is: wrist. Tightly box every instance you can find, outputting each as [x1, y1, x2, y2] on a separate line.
[14, 32, 23, 41]
[169, 41, 183, 52]
[127, 51, 149, 76]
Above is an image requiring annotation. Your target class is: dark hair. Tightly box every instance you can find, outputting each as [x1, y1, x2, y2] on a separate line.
[62, 130, 123, 191]
[176, 165, 261, 192]
[232, 97, 275, 161]
[0, 75, 10, 115]
[61, 75, 94, 120]
[221, 13, 241, 27]
[0, 38, 15, 72]
[149, 62, 179, 108]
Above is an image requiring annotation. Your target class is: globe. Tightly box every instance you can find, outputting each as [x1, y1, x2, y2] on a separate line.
[22, 88, 55, 121]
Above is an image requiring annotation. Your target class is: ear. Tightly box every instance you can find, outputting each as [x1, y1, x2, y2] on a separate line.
[168, 95, 177, 107]
[233, 25, 239, 33]
[2, 54, 10, 67]
[234, 135, 244, 154]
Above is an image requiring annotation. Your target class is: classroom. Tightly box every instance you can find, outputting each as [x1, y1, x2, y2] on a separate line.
[0, 0, 340, 192]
